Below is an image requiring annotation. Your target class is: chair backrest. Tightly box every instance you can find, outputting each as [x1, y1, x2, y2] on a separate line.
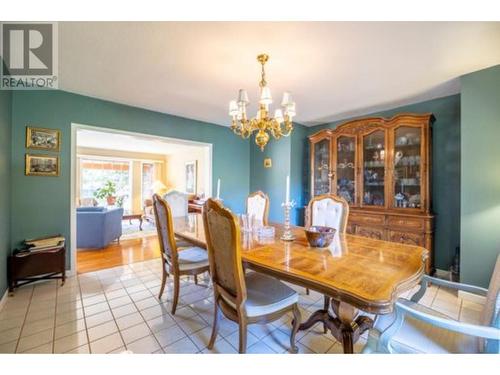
[152, 194, 179, 267]
[305, 194, 349, 233]
[246, 191, 270, 226]
[203, 198, 247, 308]
[164, 190, 188, 217]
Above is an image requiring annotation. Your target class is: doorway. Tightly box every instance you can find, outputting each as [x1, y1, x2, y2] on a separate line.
[70, 124, 212, 274]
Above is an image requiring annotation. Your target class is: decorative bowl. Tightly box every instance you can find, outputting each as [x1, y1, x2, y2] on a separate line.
[305, 226, 336, 248]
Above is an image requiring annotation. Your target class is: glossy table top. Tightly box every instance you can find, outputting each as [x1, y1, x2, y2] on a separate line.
[173, 214, 428, 314]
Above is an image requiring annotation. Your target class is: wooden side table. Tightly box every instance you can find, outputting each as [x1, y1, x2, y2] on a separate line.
[8, 247, 66, 295]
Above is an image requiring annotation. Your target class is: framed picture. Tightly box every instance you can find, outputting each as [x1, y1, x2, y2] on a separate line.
[185, 160, 197, 194]
[264, 158, 272, 168]
[25, 154, 60, 177]
[26, 126, 61, 151]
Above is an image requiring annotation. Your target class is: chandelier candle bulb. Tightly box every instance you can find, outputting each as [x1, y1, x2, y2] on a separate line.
[286, 175, 290, 204]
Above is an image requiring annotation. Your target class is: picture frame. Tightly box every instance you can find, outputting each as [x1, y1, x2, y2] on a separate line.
[25, 154, 60, 177]
[185, 160, 197, 194]
[26, 126, 61, 152]
[264, 158, 272, 168]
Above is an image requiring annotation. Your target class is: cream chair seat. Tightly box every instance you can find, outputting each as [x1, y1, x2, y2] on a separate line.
[247, 191, 269, 226]
[221, 272, 299, 317]
[177, 247, 210, 271]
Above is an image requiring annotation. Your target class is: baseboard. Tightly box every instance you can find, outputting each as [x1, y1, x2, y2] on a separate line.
[458, 290, 487, 305]
[0, 288, 9, 313]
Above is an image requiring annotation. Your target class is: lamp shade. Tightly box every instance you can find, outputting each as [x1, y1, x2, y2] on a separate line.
[281, 92, 292, 107]
[285, 102, 296, 117]
[228, 100, 239, 116]
[274, 109, 284, 123]
[238, 89, 249, 104]
[152, 180, 167, 194]
[259, 87, 273, 105]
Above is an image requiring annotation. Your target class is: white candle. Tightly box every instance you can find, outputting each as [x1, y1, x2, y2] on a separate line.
[216, 178, 221, 199]
[285, 175, 290, 204]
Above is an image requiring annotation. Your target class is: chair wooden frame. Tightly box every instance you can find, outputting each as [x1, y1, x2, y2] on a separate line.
[246, 190, 270, 226]
[152, 194, 209, 315]
[305, 194, 350, 323]
[203, 198, 301, 353]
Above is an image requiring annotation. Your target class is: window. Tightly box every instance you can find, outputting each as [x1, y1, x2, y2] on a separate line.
[142, 162, 155, 201]
[79, 158, 131, 212]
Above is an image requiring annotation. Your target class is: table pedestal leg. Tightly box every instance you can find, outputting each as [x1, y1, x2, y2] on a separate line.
[298, 300, 373, 354]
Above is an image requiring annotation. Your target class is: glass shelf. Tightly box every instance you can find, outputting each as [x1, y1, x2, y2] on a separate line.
[393, 126, 422, 209]
[362, 130, 385, 206]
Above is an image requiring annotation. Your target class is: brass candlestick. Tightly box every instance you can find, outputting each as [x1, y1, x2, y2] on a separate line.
[281, 200, 296, 241]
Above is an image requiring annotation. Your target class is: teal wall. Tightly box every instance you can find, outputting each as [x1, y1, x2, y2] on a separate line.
[250, 136, 291, 223]
[460, 65, 500, 288]
[249, 123, 308, 225]
[10, 90, 250, 269]
[0, 89, 12, 297]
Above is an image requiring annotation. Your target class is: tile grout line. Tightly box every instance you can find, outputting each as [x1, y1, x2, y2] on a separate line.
[77, 273, 94, 354]
[14, 285, 35, 353]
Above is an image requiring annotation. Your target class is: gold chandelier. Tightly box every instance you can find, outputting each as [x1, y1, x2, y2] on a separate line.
[229, 54, 296, 151]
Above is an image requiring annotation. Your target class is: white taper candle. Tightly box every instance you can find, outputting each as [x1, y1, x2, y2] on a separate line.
[285, 175, 290, 204]
[216, 178, 221, 199]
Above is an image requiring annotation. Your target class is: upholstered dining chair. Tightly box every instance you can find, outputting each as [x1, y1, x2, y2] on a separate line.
[305, 193, 349, 232]
[246, 191, 270, 226]
[164, 190, 189, 217]
[362, 254, 500, 354]
[305, 194, 349, 307]
[163, 189, 197, 250]
[152, 194, 210, 314]
[202, 198, 302, 353]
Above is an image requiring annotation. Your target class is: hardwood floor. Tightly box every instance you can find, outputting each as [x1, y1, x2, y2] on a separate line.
[77, 235, 161, 274]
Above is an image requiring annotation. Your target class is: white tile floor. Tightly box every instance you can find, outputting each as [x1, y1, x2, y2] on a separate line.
[0, 259, 483, 354]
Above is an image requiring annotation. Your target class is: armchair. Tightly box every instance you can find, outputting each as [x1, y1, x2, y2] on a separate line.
[362, 255, 500, 354]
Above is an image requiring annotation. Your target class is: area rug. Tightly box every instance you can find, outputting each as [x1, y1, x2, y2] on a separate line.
[121, 220, 157, 240]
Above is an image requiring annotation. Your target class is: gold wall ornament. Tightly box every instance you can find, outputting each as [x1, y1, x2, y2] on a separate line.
[228, 54, 296, 151]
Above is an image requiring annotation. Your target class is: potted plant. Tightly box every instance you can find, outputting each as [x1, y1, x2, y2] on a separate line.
[93, 180, 117, 206]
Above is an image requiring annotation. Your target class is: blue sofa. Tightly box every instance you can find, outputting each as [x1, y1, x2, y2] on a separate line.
[77, 206, 123, 249]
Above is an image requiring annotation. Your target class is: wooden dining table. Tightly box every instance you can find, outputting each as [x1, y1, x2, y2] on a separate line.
[173, 214, 428, 353]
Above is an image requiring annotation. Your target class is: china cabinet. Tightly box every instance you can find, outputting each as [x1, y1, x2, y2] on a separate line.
[308, 113, 434, 273]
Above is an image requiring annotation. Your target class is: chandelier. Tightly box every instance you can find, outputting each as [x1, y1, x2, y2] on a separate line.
[229, 54, 296, 151]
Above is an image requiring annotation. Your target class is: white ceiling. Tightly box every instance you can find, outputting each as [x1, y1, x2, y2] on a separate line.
[77, 129, 208, 155]
[59, 22, 500, 126]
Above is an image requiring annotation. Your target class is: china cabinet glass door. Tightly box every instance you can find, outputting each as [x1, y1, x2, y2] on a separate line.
[335, 136, 356, 205]
[313, 138, 331, 196]
[362, 130, 386, 206]
[392, 126, 422, 209]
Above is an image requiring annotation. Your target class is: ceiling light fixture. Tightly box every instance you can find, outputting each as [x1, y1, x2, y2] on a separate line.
[229, 54, 296, 151]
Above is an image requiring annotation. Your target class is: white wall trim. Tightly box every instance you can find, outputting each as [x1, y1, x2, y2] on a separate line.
[69, 122, 213, 275]
[0, 289, 9, 313]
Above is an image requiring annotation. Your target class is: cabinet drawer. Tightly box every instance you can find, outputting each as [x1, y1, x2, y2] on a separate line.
[388, 231, 424, 246]
[387, 216, 424, 231]
[355, 226, 384, 240]
[350, 214, 384, 226]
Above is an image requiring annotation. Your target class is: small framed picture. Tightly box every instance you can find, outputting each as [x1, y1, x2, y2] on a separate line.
[264, 158, 272, 168]
[26, 126, 61, 152]
[25, 154, 60, 177]
[185, 160, 197, 194]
